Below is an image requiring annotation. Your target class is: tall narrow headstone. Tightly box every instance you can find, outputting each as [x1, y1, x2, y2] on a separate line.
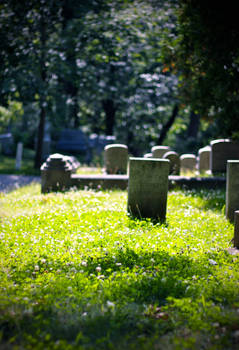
[163, 151, 180, 175]
[226, 160, 239, 222]
[41, 153, 73, 193]
[151, 145, 170, 158]
[198, 146, 211, 173]
[210, 139, 239, 174]
[234, 211, 239, 248]
[104, 144, 128, 174]
[127, 157, 169, 222]
[15, 142, 23, 170]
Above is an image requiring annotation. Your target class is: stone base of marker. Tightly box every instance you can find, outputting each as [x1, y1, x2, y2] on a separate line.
[104, 144, 128, 174]
[127, 157, 169, 222]
[226, 160, 239, 222]
[41, 153, 73, 193]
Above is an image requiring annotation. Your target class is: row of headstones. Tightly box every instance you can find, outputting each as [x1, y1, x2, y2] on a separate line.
[104, 139, 239, 175]
[41, 154, 239, 249]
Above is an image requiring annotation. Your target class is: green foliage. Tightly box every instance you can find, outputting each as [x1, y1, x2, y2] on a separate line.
[0, 185, 238, 349]
[165, 1, 239, 139]
[0, 100, 23, 133]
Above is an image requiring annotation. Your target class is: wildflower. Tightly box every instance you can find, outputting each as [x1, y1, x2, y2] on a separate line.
[81, 261, 87, 267]
[96, 266, 101, 272]
[34, 265, 39, 271]
[107, 301, 115, 308]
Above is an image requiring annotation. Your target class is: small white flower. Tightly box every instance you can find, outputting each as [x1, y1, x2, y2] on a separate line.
[107, 301, 115, 308]
[116, 263, 122, 266]
[209, 259, 217, 265]
[96, 266, 101, 272]
[41, 259, 46, 264]
[81, 261, 87, 267]
[34, 265, 39, 271]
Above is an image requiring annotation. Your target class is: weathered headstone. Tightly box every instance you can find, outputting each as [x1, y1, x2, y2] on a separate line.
[198, 146, 211, 173]
[234, 211, 239, 248]
[127, 157, 169, 221]
[180, 154, 197, 173]
[210, 139, 239, 174]
[41, 153, 73, 193]
[15, 142, 23, 170]
[163, 151, 180, 175]
[151, 145, 170, 158]
[104, 144, 128, 174]
[226, 160, 239, 222]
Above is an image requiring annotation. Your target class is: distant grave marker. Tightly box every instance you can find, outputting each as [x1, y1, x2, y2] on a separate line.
[180, 154, 196, 173]
[104, 144, 128, 174]
[127, 157, 169, 222]
[151, 145, 170, 158]
[15, 142, 23, 170]
[226, 160, 239, 222]
[41, 153, 73, 193]
[163, 151, 180, 175]
[210, 139, 239, 174]
[198, 146, 211, 173]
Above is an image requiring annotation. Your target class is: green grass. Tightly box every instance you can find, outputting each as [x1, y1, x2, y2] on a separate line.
[0, 151, 40, 176]
[0, 185, 238, 349]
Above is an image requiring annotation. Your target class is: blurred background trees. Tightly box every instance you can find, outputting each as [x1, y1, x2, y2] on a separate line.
[0, 0, 238, 168]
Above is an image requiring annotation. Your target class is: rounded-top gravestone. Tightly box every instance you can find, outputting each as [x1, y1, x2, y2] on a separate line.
[180, 154, 197, 173]
[198, 145, 211, 173]
[104, 144, 128, 174]
[163, 151, 180, 175]
[151, 145, 170, 158]
[210, 139, 239, 174]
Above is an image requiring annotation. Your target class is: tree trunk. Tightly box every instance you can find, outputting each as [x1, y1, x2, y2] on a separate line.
[187, 111, 200, 138]
[34, 8, 47, 169]
[34, 102, 46, 169]
[102, 98, 116, 135]
[157, 104, 179, 144]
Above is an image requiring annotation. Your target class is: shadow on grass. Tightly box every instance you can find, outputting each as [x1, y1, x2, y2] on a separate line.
[2, 248, 231, 349]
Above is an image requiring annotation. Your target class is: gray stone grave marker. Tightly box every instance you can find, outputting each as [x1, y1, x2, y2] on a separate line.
[163, 151, 180, 175]
[198, 146, 211, 173]
[226, 160, 239, 222]
[210, 139, 239, 174]
[180, 154, 197, 172]
[234, 211, 239, 248]
[127, 157, 169, 222]
[41, 153, 73, 193]
[104, 144, 128, 174]
[15, 142, 23, 170]
[151, 145, 170, 158]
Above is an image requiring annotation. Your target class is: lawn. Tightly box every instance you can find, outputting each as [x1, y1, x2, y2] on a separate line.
[0, 184, 238, 349]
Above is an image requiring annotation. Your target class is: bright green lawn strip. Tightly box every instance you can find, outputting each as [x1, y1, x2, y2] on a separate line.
[0, 185, 238, 349]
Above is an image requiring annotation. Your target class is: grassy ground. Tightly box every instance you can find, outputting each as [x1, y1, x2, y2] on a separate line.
[0, 185, 238, 349]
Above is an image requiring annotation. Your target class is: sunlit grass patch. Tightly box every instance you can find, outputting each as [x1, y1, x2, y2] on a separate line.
[0, 185, 238, 349]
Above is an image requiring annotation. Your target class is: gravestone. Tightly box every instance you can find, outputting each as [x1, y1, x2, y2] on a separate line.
[234, 211, 239, 248]
[180, 154, 197, 172]
[198, 146, 211, 173]
[163, 151, 180, 175]
[210, 139, 239, 174]
[15, 142, 23, 170]
[226, 160, 239, 222]
[127, 157, 169, 221]
[64, 155, 80, 173]
[41, 153, 73, 193]
[151, 145, 170, 158]
[104, 144, 128, 174]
